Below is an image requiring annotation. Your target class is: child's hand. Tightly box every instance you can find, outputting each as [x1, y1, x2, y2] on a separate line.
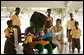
[35, 33, 39, 38]
[33, 36, 37, 39]
[40, 31, 45, 36]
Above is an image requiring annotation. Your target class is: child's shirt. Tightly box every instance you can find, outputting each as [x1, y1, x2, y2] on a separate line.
[5, 27, 13, 38]
[11, 15, 21, 26]
[40, 31, 45, 36]
[70, 27, 81, 39]
[24, 32, 36, 44]
[47, 16, 53, 26]
[47, 16, 53, 22]
[66, 20, 76, 29]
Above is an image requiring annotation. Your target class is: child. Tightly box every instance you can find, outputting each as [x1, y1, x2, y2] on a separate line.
[32, 27, 53, 54]
[4, 20, 16, 54]
[70, 21, 81, 54]
[11, 7, 21, 43]
[65, 13, 76, 50]
[23, 27, 36, 54]
[46, 9, 53, 27]
[35, 27, 45, 38]
[44, 20, 52, 34]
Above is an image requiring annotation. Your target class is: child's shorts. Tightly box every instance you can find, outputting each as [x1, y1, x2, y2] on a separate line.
[72, 38, 80, 49]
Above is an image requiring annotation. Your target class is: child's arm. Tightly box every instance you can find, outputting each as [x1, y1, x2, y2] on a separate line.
[70, 29, 73, 36]
[24, 39, 28, 44]
[24, 36, 32, 44]
[24, 27, 29, 36]
[32, 35, 37, 40]
[10, 15, 14, 21]
[79, 29, 81, 37]
[40, 31, 45, 37]
[5, 29, 10, 38]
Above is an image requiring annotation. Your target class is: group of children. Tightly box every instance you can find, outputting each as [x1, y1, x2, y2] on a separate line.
[4, 8, 81, 54]
[66, 13, 81, 54]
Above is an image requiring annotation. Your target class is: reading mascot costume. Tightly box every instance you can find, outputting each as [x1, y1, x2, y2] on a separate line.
[30, 11, 53, 54]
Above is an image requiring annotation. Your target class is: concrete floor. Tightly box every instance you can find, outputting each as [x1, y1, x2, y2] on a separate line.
[1, 37, 83, 54]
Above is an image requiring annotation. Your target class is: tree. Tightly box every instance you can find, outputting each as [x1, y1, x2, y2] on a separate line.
[51, 8, 66, 22]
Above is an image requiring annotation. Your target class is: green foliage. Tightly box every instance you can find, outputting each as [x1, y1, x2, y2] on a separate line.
[69, 8, 79, 14]
[51, 8, 66, 15]
[1, 7, 32, 14]
[1, 7, 8, 13]
[1, 8, 3, 12]
[9, 7, 15, 12]
[74, 9, 79, 14]
[21, 7, 32, 14]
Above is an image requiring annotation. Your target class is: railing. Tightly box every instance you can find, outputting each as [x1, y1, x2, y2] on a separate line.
[20, 33, 25, 43]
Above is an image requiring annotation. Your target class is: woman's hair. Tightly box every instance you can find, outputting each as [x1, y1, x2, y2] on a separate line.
[56, 18, 61, 24]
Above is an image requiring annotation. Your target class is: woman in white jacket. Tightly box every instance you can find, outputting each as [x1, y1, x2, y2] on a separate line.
[49, 18, 64, 54]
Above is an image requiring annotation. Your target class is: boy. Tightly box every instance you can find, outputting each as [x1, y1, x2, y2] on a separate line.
[11, 7, 21, 43]
[44, 20, 56, 50]
[46, 9, 53, 27]
[44, 20, 52, 34]
[23, 27, 36, 54]
[65, 13, 76, 50]
[70, 21, 81, 54]
[4, 20, 16, 54]
[32, 27, 52, 54]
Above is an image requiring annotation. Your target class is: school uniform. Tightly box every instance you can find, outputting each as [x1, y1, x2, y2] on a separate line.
[70, 27, 81, 50]
[47, 16, 53, 21]
[4, 27, 16, 54]
[47, 16, 53, 26]
[23, 33, 35, 54]
[11, 15, 21, 43]
[65, 20, 76, 42]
